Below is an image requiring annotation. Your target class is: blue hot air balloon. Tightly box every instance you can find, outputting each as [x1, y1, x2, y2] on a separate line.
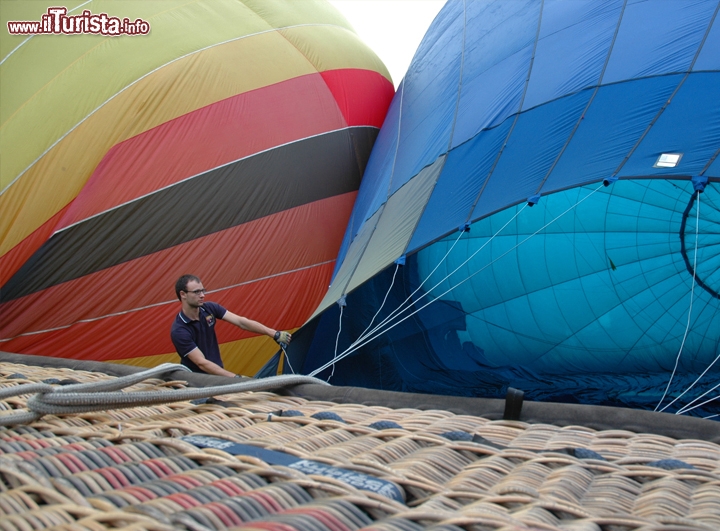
[282, 0, 720, 417]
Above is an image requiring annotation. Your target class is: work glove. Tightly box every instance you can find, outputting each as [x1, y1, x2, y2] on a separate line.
[274, 331, 292, 346]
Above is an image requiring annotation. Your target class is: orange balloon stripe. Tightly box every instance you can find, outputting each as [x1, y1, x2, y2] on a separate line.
[0, 264, 330, 362]
[1, 192, 355, 342]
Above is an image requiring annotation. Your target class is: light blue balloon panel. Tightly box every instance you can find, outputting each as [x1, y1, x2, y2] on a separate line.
[416, 179, 720, 376]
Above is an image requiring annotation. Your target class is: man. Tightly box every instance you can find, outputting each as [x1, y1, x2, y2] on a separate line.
[170, 274, 292, 377]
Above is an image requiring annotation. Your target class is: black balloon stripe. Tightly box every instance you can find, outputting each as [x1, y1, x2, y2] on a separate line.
[1, 127, 378, 303]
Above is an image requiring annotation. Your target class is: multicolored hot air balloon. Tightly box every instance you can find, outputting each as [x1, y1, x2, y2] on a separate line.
[293, 0, 720, 416]
[0, 0, 394, 375]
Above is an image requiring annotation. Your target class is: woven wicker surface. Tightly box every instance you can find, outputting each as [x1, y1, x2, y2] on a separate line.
[1, 361, 719, 531]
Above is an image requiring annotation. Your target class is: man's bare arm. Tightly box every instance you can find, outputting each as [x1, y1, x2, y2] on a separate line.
[186, 348, 236, 377]
[222, 311, 277, 337]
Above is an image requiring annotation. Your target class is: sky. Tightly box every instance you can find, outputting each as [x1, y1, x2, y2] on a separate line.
[328, 0, 447, 87]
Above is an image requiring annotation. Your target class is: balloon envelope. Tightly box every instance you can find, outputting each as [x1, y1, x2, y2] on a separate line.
[297, 0, 720, 415]
[0, 0, 394, 375]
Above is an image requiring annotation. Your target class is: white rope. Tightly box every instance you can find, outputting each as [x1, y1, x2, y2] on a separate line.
[310, 183, 605, 377]
[348, 230, 467, 354]
[676, 381, 720, 416]
[311, 222, 471, 378]
[673, 346, 720, 415]
[327, 299, 345, 382]
[340, 206, 525, 363]
[354, 263, 401, 349]
[657, 190, 701, 413]
[333, 191, 597, 363]
[314, 225, 467, 379]
[281, 344, 295, 375]
[321, 263, 398, 382]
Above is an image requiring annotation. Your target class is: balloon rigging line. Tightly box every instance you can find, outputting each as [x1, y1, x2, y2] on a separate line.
[311, 183, 604, 377]
[341, 184, 606, 358]
[345, 203, 526, 359]
[280, 344, 295, 375]
[346, 227, 467, 355]
[315, 215, 467, 379]
[675, 335, 720, 415]
[672, 344, 720, 415]
[353, 263, 402, 349]
[674, 334, 720, 414]
[329, 299, 346, 382]
[312, 208, 510, 378]
[676, 379, 720, 417]
[656, 190, 701, 413]
[313, 185, 594, 375]
[323, 262, 400, 382]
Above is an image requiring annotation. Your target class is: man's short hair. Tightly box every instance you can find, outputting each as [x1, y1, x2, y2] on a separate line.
[175, 274, 201, 300]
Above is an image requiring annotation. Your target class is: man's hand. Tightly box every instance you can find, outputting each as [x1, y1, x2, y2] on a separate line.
[274, 331, 292, 346]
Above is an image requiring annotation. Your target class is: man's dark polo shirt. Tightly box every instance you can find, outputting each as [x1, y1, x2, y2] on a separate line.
[171, 301, 227, 373]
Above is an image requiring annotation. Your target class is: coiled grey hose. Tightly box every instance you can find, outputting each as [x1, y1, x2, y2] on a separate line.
[0, 363, 329, 426]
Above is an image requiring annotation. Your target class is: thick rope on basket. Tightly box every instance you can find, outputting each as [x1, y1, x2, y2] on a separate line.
[0, 363, 329, 426]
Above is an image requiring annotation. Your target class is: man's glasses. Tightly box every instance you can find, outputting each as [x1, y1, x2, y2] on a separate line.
[184, 289, 207, 295]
